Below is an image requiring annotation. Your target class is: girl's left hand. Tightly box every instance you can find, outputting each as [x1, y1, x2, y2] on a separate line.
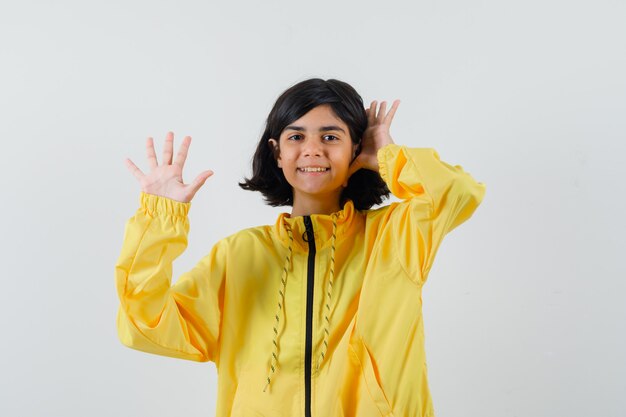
[348, 99, 400, 177]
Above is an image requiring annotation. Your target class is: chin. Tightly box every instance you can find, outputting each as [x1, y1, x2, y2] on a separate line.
[297, 186, 344, 197]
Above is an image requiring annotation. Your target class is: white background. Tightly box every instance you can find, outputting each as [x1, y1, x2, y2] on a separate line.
[1, 0, 624, 416]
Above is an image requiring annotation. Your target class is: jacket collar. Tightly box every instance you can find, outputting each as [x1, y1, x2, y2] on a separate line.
[273, 199, 361, 252]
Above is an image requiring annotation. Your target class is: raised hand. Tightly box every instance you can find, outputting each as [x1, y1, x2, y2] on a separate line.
[347, 99, 400, 178]
[125, 132, 214, 203]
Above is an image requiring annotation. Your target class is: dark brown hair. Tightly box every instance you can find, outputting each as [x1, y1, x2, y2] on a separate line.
[238, 78, 390, 210]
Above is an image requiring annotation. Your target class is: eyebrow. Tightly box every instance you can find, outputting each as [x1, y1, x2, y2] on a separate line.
[284, 125, 346, 134]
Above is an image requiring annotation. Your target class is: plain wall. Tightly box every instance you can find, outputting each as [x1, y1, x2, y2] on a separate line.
[0, 0, 624, 416]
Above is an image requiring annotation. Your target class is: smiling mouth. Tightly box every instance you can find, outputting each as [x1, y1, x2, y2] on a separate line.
[298, 167, 330, 172]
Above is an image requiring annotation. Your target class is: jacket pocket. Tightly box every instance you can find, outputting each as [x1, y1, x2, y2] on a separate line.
[348, 338, 394, 417]
[230, 369, 287, 417]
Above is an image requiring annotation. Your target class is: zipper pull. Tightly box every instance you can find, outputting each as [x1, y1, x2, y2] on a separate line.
[303, 216, 314, 242]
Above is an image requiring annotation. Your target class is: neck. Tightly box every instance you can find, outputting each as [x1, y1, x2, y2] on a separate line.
[291, 191, 342, 217]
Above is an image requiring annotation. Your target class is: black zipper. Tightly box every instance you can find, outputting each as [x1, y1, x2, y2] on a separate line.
[303, 215, 316, 417]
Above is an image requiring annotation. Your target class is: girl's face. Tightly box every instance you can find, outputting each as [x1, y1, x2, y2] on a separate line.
[268, 104, 358, 206]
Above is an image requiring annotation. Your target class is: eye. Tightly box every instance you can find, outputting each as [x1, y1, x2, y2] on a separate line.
[287, 134, 303, 141]
[323, 135, 338, 141]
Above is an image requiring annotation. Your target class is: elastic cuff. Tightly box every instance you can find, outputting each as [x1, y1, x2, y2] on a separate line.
[376, 143, 400, 184]
[140, 192, 191, 217]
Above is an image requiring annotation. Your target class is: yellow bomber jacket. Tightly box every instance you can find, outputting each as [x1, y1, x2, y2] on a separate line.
[115, 143, 486, 417]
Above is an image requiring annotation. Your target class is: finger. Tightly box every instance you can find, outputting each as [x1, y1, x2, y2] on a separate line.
[162, 131, 174, 165]
[125, 158, 145, 181]
[174, 136, 192, 167]
[378, 101, 387, 122]
[187, 170, 214, 195]
[384, 100, 401, 126]
[146, 137, 158, 170]
[368, 100, 377, 124]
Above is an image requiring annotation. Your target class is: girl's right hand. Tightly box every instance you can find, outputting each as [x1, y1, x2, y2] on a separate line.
[125, 132, 214, 203]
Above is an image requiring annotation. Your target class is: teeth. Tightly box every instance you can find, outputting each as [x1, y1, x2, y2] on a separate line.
[299, 167, 328, 172]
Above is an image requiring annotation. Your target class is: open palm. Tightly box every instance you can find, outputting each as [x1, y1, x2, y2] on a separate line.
[125, 132, 214, 203]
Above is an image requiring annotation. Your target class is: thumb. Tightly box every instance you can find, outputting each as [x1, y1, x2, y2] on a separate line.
[187, 170, 214, 195]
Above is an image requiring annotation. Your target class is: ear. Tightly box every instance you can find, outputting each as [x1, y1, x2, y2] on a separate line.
[344, 142, 361, 188]
[268, 138, 282, 168]
[351, 141, 360, 160]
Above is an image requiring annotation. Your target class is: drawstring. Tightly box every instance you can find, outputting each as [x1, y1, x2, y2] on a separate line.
[316, 213, 338, 371]
[263, 213, 339, 392]
[263, 218, 294, 393]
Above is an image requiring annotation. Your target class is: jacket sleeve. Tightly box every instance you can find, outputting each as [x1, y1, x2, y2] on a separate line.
[114, 192, 226, 363]
[377, 143, 486, 284]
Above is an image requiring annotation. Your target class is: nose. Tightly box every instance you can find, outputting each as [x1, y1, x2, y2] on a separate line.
[302, 138, 323, 157]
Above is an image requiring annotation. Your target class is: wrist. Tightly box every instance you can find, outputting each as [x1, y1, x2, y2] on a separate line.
[140, 192, 191, 217]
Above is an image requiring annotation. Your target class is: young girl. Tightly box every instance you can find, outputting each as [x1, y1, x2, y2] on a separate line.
[116, 78, 486, 417]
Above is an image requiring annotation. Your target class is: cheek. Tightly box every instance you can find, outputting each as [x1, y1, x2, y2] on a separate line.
[336, 151, 354, 171]
[278, 146, 295, 162]
[281, 155, 297, 170]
